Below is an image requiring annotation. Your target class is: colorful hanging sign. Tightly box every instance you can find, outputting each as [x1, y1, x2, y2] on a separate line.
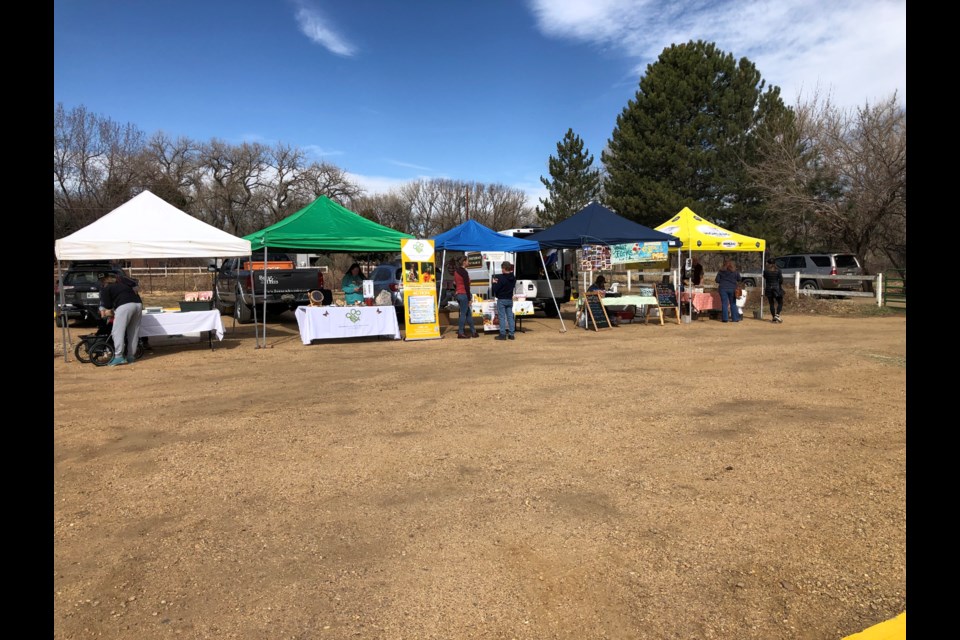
[610, 241, 669, 265]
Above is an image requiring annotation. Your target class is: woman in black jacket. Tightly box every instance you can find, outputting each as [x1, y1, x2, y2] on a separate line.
[763, 259, 784, 323]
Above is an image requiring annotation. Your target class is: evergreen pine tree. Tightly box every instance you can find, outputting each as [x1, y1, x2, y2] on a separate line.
[602, 40, 787, 230]
[537, 128, 601, 226]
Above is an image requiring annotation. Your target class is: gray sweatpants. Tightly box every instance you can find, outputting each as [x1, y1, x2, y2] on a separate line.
[112, 302, 143, 359]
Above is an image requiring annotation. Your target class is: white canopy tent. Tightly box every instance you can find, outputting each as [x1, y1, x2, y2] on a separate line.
[54, 190, 252, 361]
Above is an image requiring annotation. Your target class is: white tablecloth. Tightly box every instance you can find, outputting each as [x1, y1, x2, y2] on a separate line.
[294, 306, 401, 344]
[139, 310, 225, 341]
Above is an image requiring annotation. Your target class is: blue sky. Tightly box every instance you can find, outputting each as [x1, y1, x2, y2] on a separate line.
[54, 0, 906, 207]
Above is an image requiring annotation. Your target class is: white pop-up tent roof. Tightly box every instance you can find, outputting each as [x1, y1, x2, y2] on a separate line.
[55, 190, 251, 260]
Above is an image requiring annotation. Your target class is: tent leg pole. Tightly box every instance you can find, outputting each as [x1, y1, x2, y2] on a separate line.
[540, 253, 565, 332]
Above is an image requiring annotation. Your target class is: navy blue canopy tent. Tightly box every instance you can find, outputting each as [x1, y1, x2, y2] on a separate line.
[525, 202, 681, 248]
[431, 219, 565, 331]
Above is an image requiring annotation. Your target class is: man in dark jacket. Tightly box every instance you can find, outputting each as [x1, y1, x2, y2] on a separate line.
[491, 261, 517, 340]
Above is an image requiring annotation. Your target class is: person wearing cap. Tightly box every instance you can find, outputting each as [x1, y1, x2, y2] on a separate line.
[763, 258, 784, 323]
[491, 261, 517, 341]
[98, 271, 143, 365]
[587, 275, 608, 296]
[341, 263, 365, 305]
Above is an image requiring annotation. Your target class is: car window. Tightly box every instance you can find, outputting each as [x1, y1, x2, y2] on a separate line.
[786, 257, 805, 269]
[834, 255, 859, 268]
[394, 268, 402, 280]
[65, 272, 100, 285]
[774, 258, 788, 269]
[810, 256, 830, 267]
[371, 267, 387, 280]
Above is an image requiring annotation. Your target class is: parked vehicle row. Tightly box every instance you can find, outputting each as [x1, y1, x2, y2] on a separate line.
[55, 261, 131, 327]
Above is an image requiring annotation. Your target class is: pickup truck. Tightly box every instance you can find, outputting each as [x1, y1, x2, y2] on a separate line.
[208, 253, 329, 323]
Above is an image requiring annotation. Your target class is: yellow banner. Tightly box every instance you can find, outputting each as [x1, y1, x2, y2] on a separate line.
[401, 239, 441, 341]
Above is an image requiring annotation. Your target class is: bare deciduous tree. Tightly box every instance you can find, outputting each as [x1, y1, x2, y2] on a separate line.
[748, 91, 906, 278]
[54, 103, 147, 240]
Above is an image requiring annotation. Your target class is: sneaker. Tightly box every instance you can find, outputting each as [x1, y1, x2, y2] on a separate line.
[776, 315, 783, 323]
[457, 333, 470, 339]
[508, 334, 515, 340]
[126, 356, 136, 364]
[107, 356, 126, 366]
[494, 335, 507, 341]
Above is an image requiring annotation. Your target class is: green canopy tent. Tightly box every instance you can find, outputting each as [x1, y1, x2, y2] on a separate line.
[246, 195, 413, 253]
[243, 196, 413, 346]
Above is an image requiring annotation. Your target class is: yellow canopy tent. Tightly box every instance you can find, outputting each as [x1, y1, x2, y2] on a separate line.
[654, 206, 768, 318]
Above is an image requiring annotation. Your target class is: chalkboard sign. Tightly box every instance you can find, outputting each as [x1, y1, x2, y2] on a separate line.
[584, 292, 611, 331]
[655, 283, 678, 308]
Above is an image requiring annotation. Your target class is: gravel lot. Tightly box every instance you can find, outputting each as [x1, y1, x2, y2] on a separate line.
[53, 297, 906, 639]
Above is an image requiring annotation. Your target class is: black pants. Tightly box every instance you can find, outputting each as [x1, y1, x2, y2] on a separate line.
[766, 292, 783, 316]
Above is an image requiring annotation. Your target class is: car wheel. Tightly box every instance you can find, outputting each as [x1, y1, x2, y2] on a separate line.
[213, 290, 232, 315]
[800, 280, 818, 291]
[740, 278, 755, 287]
[235, 295, 254, 324]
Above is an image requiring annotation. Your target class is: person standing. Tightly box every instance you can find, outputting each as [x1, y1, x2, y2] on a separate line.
[341, 263, 365, 305]
[453, 256, 478, 339]
[491, 261, 517, 341]
[681, 257, 704, 289]
[98, 272, 143, 365]
[763, 258, 784, 323]
[691, 257, 704, 286]
[715, 259, 742, 323]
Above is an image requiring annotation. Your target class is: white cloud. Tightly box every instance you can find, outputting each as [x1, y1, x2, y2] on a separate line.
[385, 159, 434, 172]
[345, 172, 411, 196]
[303, 144, 344, 158]
[527, 0, 905, 109]
[293, 1, 356, 57]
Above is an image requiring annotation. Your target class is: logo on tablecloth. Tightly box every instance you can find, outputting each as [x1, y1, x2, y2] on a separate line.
[346, 309, 362, 323]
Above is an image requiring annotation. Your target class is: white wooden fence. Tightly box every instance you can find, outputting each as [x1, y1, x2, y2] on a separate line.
[586, 269, 885, 306]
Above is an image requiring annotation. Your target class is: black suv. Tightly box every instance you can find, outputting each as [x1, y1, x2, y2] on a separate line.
[54, 261, 131, 326]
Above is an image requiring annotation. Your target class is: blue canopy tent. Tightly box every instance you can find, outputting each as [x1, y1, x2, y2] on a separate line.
[525, 201, 681, 248]
[431, 219, 566, 332]
[526, 201, 682, 298]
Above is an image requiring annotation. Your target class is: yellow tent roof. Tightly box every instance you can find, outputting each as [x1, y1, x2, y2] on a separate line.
[655, 206, 765, 252]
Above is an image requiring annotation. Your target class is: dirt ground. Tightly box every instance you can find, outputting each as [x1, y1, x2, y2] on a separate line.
[53, 295, 906, 640]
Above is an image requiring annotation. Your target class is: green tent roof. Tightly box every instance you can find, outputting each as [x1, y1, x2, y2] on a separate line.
[244, 196, 413, 253]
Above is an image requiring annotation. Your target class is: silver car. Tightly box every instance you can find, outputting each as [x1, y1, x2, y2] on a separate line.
[369, 263, 404, 307]
[774, 253, 864, 292]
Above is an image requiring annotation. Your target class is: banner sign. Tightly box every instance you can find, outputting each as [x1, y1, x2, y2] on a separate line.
[610, 241, 668, 265]
[401, 239, 441, 340]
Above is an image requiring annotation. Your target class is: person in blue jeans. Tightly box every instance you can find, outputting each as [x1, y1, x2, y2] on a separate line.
[715, 259, 743, 322]
[491, 261, 517, 340]
[453, 256, 478, 338]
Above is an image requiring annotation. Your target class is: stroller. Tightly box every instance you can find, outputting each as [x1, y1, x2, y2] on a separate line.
[75, 316, 146, 366]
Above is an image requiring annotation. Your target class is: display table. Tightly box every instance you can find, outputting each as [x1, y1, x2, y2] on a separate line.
[139, 309, 225, 349]
[294, 305, 401, 344]
[680, 291, 720, 313]
[471, 300, 534, 332]
[601, 294, 658, 322]
[680, 291, 747, 316]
